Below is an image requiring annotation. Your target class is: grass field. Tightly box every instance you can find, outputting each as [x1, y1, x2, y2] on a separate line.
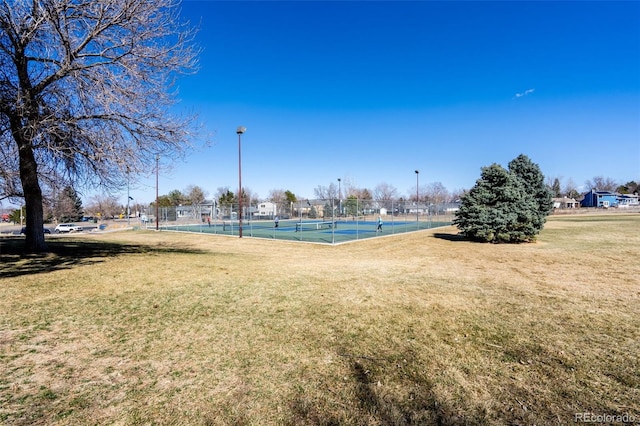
[1, 214, 638, 425]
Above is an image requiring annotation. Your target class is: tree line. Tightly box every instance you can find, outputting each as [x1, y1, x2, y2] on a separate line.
[18, 173, 633, 225]
[130, 174, 637, 215]
[546, 176, 638, 199]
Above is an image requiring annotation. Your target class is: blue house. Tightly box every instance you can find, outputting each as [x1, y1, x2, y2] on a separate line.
[580, 190, 619, 208]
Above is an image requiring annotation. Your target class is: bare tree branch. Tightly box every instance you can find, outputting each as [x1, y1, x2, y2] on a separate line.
[0, 0, 200, 252]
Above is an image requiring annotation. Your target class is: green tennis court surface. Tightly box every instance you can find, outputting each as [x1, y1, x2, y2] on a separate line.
[153, 217, 453, 244]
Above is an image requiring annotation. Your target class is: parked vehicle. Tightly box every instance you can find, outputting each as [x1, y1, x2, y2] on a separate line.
[54, 223, 83, 233]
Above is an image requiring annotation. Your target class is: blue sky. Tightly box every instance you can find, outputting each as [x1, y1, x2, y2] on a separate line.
[129, 0, 639, 204]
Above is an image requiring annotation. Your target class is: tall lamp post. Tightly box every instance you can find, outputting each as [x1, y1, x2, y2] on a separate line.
[155, 155, 159, 231]
[237, 126, 246, 238]
[415, 170, 419, 224]
[126, 166, 130, 226]
[337, 178, 341, 217]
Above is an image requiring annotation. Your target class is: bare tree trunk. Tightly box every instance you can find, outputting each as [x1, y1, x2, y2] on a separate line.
[18, 139, 47, 252]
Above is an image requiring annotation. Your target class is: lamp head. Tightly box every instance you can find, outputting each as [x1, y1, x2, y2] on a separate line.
[236, 126, 246, 135]
[415, 170, 419, 174]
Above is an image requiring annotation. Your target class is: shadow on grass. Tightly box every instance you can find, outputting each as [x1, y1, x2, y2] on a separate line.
[433, 232, 468, 242]
[287, 350, 472, 426]
[0, 237, 209, 279]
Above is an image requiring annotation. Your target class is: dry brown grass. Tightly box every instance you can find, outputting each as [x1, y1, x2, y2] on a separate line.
[1, 214, 638, 425]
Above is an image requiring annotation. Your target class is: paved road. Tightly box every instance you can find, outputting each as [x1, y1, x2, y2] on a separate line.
[0, 223, 99, 235]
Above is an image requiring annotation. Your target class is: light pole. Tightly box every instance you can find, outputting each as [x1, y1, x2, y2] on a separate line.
[237, 126, 246, 238]
[155, 155, 159, 231]
[126, 166, 130, 226]
[337, 178, 341, 217]
[415, 170, 419, 224]
[331, 194, 335, 244]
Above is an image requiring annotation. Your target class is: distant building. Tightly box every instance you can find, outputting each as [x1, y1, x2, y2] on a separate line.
[176, 200, 219, 220]
[617, 193, 639, 207]
[580, 190, 618, 208]
[552, 197, 579, 209]
[255, 202, 277, 218]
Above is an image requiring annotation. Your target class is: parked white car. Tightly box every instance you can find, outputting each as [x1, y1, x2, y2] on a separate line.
[54, 223, 83, 233]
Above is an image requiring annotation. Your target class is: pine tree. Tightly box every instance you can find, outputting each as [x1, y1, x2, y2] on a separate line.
[454, 155, 552, 243]
[508, 154, 553, 234]
[551, 178, 562, 198]
[56, 186, 84, 222]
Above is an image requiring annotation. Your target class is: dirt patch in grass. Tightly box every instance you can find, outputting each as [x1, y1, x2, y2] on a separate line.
[1, 214, 638, 425]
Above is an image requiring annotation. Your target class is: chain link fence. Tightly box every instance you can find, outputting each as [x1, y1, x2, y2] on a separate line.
[138, 199, 458, 244]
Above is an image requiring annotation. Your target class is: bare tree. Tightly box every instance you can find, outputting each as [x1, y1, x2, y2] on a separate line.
[349, 187, 372, 200]
[239, 187, 256, 207]
[585, 176, 618, 193]
[562, 178, 581, 199]
[242, 185, 260, 205]
[425, 182, 450, 204]
[340, 177, 358, 198]
[450, 188, 467, 202]
[267, 188, 287, 214]
[184, 184, 207, 219]
[268, 189, 286, 204]
[373, 182, 399, 203]
[408, 184, 429, 202]
[313, 183, 338, 201]
[85, 194, 121, 220]
[184, 185, 207, 206]
[373, 184, 391, 213]
[0, 0, 199, 252]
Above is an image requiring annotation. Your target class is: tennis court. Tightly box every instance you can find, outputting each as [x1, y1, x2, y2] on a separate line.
[153, 216, 454, 244]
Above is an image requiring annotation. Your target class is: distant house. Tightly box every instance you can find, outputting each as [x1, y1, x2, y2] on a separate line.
[255, 202, 277, 218]
[580, 190, 619, 208]
[553, 197, 579, 209]
[617, 193, 640, 207]
[176, 199, 219, 220]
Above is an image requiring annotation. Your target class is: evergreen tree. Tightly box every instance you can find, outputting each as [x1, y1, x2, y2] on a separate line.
[9, 208, 22, 224]
[508, 154, 553, 233]
[308, 205, 318, 219]
[454, 155, 552, 243]
[344, 195, 359, 217]
[551, 178, 562, 198]
[218, 190, 235, 207]
[167, 189, 185, 206]
[155, 195, 174, 208]
[56, 186, 84, 222]
[454, 164, 532, 242]
[285, 190, 297, 216]
[617, 181, 639, 194]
